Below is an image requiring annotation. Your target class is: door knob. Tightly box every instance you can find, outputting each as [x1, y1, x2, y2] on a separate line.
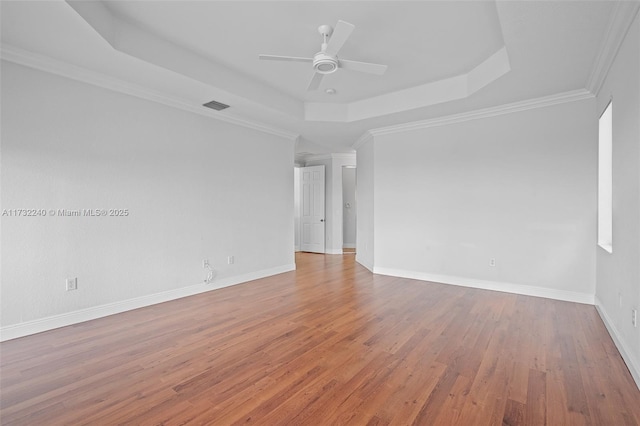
[320, 219, 325, 222]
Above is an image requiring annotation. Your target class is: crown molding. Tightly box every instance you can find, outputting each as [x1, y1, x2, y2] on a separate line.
[331, 153, 356, 161]
[352, 132, 373, 150]
[586, 1, 640, 96]
[367, 89, 594, 138]
[302, 152, 357, 164]
[294, 153, 313, 164]
[305, 46, 510, 123]
[304, 154, 333, 162]
[0, 44, 299, 141]
[65, 0, 302, 121]
[293, 135, 302, 149]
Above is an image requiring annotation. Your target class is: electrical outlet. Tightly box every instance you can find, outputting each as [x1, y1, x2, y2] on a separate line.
[632, 309, 637, 328]
[66, 278, 77, 291]
[228, 256, 234, 265]
[202, 259, 209, 268]
[489, 258, 496, 267]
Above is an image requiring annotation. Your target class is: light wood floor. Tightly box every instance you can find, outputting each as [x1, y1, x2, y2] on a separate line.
[1, 253, 639, 425]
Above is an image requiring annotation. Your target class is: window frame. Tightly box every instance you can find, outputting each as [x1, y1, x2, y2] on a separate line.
[597, 99, 613, 254]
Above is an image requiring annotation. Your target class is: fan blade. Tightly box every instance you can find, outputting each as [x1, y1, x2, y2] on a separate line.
[339, 59, 388, 75]
[259, 54, 313, 63]
[307, 72, 325, 91]
[325, 20, 355, 56]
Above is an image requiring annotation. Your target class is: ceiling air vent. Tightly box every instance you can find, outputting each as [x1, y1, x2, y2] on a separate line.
[203, 100, 230, 111]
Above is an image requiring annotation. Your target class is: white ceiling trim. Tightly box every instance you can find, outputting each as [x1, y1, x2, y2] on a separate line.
[352, 132, 373, 151]
[586, 1, 640, 96]
[302, 154, 332, 162]
[65, 0, 303, 120]
[306, 46, 510, 123]
[67, 1, 511, 125]
[353, 88, 593, 144]
[0, 44, 300, 141]
[302, 153, 356, 163]
[331, 153, 357, 161]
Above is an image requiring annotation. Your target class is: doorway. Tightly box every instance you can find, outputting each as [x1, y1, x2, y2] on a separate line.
[298, 165, 326, 253]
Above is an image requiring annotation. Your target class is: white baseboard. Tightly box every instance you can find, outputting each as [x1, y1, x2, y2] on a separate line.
[294, 245, 300, 252]
[595, 297, 640, 390]
[0, 263, 295, 342]
[325, 249, 343, 255]
[356, 256, 374, 272]
[343, 243, 356, 249]
[373, 267, 594, 305]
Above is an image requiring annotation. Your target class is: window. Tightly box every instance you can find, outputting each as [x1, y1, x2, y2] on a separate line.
[598, 101, 612, 253]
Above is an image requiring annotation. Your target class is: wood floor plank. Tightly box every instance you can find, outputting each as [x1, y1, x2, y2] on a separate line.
[1, 252, 639, 425]
[503, 398, 526, 426]
[526, 368, 547, 426]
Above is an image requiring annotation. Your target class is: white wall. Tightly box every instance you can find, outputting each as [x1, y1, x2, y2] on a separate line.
[294, 167, 301, 251]
[356, 140, 374, 271]
[342, 167, 356, 248]
[595, 11, 640, 385]
[328, 155, 356, 254]
[0, 61, 295, 337]
[370, 98, 597, 302]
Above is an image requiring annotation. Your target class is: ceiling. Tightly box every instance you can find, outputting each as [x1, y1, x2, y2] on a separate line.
[0, 1, 616, 157]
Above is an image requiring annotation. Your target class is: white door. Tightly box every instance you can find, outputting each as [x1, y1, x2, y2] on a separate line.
[300, 165, 325, 253]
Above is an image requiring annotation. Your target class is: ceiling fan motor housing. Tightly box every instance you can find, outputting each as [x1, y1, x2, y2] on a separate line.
[313, 52, 338, 74]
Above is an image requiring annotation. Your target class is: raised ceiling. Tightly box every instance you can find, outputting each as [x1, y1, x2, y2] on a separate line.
[0, 1, 618, 155]
[103, 1, 506, 104]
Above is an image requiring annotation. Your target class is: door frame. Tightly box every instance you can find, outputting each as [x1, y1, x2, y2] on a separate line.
[299, 165, 326, 253]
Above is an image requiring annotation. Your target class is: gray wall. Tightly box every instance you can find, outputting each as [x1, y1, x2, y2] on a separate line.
[357, 96, 597, 302]
[1, 61, 295, 334]
[342, 167, 357, 248]
[356, 140, 375, 270]
[595, 12, 640, 384]
[294, 167, 300, 251]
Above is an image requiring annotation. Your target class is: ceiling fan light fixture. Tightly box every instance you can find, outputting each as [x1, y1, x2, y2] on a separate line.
[258, 20, 387, 91]
[313, 52, 338, 74]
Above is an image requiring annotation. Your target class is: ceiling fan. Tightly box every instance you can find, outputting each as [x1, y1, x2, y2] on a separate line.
[258, 20, 388, 91]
